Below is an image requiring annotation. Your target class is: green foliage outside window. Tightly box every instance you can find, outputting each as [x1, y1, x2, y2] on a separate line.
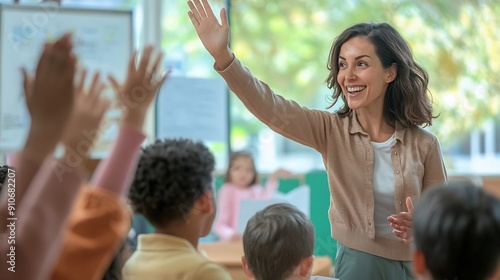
[163, 0, 500, 172]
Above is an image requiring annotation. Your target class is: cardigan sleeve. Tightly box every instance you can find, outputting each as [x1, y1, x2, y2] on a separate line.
[422, 136, 448, 191]
[216, 57, 332, 154]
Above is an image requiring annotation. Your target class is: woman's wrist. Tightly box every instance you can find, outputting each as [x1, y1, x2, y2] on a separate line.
[214, 47, 234, 70]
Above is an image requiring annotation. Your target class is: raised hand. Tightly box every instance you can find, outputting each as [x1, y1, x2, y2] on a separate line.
[108, 45, 169, 131]
[61, 70, 110, 162]
[269, 169, 293, 181]
[26, 33, 76, 126]
[188, 0, 233, 69]
[22, 33, 76, 160]
[387, 197, 414, 244]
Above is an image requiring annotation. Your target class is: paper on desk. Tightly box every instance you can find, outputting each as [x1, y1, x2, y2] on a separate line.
[309, 276, 339, 280]
[237, 185, 310, 234]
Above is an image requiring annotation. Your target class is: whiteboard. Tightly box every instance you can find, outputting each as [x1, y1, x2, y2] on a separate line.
[155, 76, 228, 143]
[0, 3, 133, 155]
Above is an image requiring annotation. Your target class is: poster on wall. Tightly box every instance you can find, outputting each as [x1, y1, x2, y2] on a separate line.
[0, 3, 132, 157]
[155, 76, 228, 143]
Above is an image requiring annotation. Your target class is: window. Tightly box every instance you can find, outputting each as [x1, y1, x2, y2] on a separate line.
[160, 0, 500, 175]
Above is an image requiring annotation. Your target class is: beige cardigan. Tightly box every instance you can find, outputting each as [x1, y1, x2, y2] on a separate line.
[216, 57, 447, 261]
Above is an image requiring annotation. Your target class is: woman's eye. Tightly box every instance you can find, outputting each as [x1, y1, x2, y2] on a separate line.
[358, 62, 368, 67]
[338, 62, 346, 68]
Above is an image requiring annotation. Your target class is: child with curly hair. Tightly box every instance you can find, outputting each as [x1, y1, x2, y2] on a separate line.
[123, 138, 231, 280]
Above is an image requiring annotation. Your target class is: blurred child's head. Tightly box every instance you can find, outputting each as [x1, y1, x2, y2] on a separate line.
[128, 139, 216, 238]
[413, 182, 500, 280]
[0, 165, 10, 193]
[242, 203, 315, 280]
[225, 151, 257, 188]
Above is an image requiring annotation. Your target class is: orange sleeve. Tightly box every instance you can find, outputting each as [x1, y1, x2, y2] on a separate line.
[51, 186, 131, 280]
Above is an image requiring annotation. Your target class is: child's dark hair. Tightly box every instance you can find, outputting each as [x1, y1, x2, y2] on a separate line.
[0, 165, 11, 193]
[224, 151, 257, 186]
[128, 138, 215, 228]
[102, 243, 126, 280]
[243, 203, 315, 280]
[413, 182, 500, 279]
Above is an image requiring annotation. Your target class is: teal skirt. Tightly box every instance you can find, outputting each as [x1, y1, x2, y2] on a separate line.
[334, 243, 414, 280]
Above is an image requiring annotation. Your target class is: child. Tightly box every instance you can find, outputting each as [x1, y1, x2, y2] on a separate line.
[0, 33, 110, 280]
[242, 203, 315, 280]
[51, 46, 168, 280]
[122, 138, 231, 280]
[214, 151, 291, 241]
[412, 182, 500, 280]
[0, 165, 9, 193]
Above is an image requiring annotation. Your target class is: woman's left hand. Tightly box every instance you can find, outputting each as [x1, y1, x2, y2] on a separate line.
[387, 197, 414, 244]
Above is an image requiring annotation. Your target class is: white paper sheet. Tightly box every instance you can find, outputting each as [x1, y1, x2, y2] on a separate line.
[237, 185, 310, 234]
[155, 77, 228, 143]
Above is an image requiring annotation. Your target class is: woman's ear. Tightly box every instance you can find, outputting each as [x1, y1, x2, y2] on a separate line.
[385, 63, 398, 83]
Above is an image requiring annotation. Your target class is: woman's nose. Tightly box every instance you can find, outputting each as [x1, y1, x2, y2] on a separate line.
[345, 67, 356, 81]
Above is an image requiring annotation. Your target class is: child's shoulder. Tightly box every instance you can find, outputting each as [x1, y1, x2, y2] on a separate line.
[219, 182, 242, 192]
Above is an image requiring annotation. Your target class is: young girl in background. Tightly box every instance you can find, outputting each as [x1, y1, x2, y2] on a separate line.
[214, 151, 291, 241]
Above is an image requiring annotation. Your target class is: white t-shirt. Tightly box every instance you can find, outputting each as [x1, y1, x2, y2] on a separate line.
[371, 134, 399, 240]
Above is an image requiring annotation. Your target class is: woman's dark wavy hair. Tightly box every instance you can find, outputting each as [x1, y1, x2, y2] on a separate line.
[325, 22, 436, 127]
[128, 138, 215, 227]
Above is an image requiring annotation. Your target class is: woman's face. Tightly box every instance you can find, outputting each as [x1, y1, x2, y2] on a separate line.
[336, 36, 396, 113]
[229, 156, 255, 188]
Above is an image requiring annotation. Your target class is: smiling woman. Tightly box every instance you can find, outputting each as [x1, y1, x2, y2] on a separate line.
[187, 0, 446, 278]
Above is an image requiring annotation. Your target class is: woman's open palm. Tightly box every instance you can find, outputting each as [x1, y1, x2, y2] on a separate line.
[188, 0, 229, 58]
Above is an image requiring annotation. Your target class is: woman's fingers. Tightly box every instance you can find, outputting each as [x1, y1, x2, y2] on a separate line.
[202, 0, 216, 19]
[406, 197, 414, 214]
[187, 1, 202, 26]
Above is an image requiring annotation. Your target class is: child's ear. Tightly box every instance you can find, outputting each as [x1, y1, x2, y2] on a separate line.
[488, 263, 500, 280]
[412, 249, 427, 277]
[241, 256, 255, 279]
[299, 255, 314, 278]
[193, 191, 214, 215]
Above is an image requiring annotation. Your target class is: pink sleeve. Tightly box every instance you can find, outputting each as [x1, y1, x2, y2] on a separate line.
[0, 153, 43, 233]
[6, 153, 18, 166]
[0, 157, 86, 280]
[259, 178, 278, 199]
[213, 185, 237, 241]
[90, 125, 145, 197]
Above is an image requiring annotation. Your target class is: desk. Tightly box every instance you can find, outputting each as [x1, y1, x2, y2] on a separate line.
[199, 241, 332, 280]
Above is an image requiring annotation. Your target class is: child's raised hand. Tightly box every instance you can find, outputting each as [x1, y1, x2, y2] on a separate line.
[269, 168, 293, 181]
[108, 45, 170, 131]
[21, 33, 77, 160]
[24, 33, 76, 129]
[62, 70, 110, 160]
